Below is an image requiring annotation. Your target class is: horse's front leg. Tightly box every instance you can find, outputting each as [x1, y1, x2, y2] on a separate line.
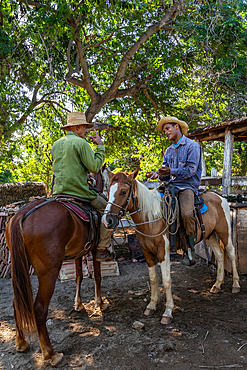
[144, 263, 159, 316]
[74, 257, 84, 311]
[160, 234, 174, 325]
[92, 255, 102, 308]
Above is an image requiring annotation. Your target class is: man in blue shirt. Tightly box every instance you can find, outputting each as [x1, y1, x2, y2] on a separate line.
[146, 116, 202, 265]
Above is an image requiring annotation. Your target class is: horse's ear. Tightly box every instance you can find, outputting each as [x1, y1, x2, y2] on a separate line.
[106, 168, 114, 179]
[102, 163, 107, 171]
[127, 168, 139, 182]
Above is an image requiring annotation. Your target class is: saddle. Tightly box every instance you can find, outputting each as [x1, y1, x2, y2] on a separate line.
[159, 185, 208, 255]
[21, 194, 101, 258]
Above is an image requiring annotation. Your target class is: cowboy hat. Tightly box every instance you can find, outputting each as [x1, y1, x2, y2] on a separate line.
[61, 112, 94, 130]
[156, 116, 188, 135]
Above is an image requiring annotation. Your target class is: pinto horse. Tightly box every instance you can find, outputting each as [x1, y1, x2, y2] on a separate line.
[5, 176, 105, 366]
[102, 169, 240, 325]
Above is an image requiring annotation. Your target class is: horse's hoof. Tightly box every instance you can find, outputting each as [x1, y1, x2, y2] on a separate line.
[232, 287, 240, 294]
[182, 256, 195, 266]
[101, 302, 109, 311]
[16, 340, 29, 352]
[94, 301, 102, 309]
[74, 303, 85, 312]
[50, 352, 65, 367]
[144, 308, 155, 316]
[161, 315, 172, 325]
[210, 286, 222, 294]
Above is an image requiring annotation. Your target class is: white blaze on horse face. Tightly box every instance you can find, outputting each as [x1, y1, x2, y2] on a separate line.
[102, 183, 119, 228]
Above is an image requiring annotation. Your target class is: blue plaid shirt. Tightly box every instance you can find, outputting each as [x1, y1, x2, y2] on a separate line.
[159, 135, 202, 194]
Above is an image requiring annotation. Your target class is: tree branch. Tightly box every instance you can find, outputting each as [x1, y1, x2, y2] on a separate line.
[143, 86, 159, 117]
[89, 123, 120, 132]
[67, 19, 99, 101]
[66, 77, 86, 88]
[82, 33, 115, 52]
[18, 0, 56, 13]
[65, 39, 80, 81]
[107, 0, 182, 94]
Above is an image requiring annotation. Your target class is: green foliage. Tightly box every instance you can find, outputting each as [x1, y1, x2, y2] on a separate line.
[0, 168, 14, 183]
[0, 0, 247, 183]
[203, 140, 247, 177]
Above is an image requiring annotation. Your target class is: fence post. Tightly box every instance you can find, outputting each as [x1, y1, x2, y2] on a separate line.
[222, 129, 234, 196]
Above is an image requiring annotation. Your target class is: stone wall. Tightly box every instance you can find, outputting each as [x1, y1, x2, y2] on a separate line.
[0, 182, 47, 206]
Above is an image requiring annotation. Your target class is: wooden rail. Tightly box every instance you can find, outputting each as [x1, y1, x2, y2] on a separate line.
[143, 176, 247, 193]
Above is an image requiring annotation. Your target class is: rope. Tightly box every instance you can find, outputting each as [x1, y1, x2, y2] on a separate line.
[124, 214, 169, 238]
[105, 181, 180, 239]
[160, 193, 180, 235]
[112, 219, 128, 245]
[143, 170, 159, 186]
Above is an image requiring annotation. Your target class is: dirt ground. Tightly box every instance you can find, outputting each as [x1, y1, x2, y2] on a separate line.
[1, 251, 247, 370]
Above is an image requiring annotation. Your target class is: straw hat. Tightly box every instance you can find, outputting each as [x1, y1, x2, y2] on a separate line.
[61, 112, 94, 130]
[156, 116, 188, 135]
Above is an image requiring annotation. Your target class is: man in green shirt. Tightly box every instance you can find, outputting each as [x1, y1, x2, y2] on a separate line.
[51, 112, 113, 262]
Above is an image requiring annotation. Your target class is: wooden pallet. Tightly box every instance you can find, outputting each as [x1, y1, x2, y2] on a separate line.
[59, 259, 89, 282]
[90, 261, 120, 278]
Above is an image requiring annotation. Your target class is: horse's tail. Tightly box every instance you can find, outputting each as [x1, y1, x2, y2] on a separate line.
[6, 213, 37, 340]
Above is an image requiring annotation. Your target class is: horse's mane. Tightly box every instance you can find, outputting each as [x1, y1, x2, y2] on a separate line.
[110, 172, 162, 221]
[135, 180, 162, 221]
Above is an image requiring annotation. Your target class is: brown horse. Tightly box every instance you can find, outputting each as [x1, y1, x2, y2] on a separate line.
[88, 163, 109, 198]
[5, 186, 104, 366]
[102, 169, 240, 325]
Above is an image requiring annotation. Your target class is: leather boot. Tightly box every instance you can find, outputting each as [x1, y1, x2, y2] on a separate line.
[182, 234, 197, 266]
[95, 248, 114, 262]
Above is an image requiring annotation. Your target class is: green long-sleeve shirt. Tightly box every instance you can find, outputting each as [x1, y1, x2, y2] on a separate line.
[51, 131, 105, 199]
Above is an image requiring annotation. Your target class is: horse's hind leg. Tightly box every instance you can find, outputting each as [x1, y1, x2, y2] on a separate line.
[74, 257, 84, 311]
[34, 271, 64, 367]
[206, 233, 224, 293]
[225, 240, 240, 293]
[13, 301, 29, 352]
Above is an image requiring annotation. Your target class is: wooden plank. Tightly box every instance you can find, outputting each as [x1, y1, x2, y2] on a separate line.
[231, 176, 247, 187]
[222, 129, 234, 196]
[200, 177, 222, 186]
[200, 176, 247, 188]
[59, 259, 89, 282]
[235, 208, 247, 275]
[91, 261, 120, 278]
[196, 206, 247, 275]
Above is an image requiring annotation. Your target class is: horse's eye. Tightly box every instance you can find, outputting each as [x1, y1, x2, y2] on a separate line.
[121, 190, 127, 195]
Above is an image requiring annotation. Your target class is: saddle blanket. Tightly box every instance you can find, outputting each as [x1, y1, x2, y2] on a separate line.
[59, 201, 89, 221]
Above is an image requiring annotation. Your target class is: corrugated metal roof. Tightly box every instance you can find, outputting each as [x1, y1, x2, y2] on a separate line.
[187, 116, 247, 142]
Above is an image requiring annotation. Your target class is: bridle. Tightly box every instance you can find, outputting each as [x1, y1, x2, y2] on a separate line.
[106, 180, 139, 221]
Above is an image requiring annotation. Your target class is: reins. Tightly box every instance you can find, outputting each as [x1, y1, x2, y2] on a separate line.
[106, 180, 139, 220]
[106, 179, 179, 238]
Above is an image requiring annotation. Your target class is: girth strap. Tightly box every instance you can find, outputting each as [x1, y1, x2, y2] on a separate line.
[195, 205, 211, 261]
